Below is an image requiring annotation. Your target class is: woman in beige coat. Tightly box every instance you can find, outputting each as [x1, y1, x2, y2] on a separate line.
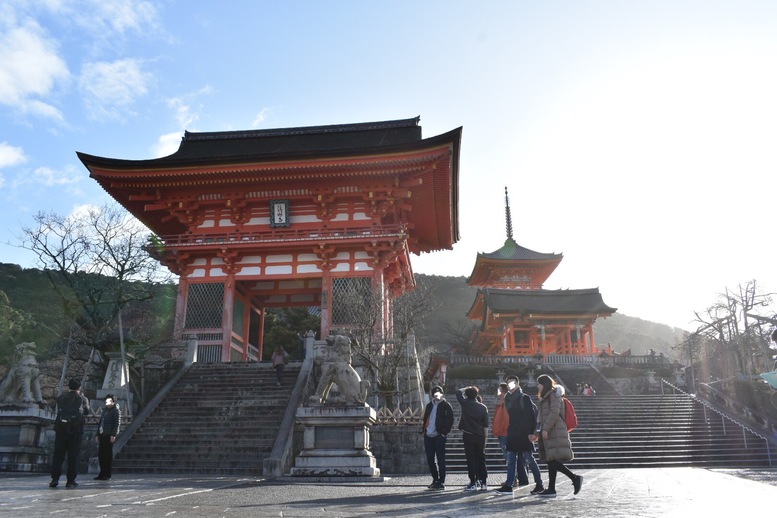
[533, 374, 583, 498]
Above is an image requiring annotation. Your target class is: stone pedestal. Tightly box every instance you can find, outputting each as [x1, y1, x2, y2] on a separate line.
[0, 406, 55, 473]
[290, 405, 380, 478]
[96, 352, 133, 418]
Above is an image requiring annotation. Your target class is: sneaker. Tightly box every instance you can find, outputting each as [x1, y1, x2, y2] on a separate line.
[538, 488, 557, 498]
[494, 484, 513, 495]
[573, 475, 583, 495]
[480, 483, 488, 491]
[429, 481, 445, 490]
[530, 484, 545, 494]
[49, 480, 58, 488]
[65, 481, 78, 488]
[464, 482, 478, 491]
[427, 480, 438, 489]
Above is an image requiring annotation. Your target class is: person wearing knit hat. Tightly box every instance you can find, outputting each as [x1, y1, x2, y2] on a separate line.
[420, 385, 453, 490]
[533, 374, 582, 498]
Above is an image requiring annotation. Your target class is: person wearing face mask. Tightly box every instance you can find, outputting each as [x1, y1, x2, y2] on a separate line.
[532, 374, 582, 498]
[420, 385, 454, 490]
[94, 394, 121, 481]
[497, 375, 545, 495]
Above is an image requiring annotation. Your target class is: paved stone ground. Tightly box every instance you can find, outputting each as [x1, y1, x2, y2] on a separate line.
[1, 468, 776, 517]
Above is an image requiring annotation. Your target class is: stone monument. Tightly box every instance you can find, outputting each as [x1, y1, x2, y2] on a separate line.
[95, 352, 133, 417]
[0, 342, 55, 472]
[290, 335, 380, 478]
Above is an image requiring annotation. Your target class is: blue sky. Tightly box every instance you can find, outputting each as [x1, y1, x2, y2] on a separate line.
[1, 0, 776, 332]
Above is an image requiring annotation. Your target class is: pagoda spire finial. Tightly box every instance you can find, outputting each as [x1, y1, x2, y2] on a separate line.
[504, 186, 513, 240]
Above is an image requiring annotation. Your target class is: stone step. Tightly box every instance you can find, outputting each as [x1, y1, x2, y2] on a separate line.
[114, 362, 299, 476]
[117, 450, 273, 462]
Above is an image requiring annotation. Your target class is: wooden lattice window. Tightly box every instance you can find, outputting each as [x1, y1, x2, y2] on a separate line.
[185, 282, 224, 329]
[331, 276, 373, 327]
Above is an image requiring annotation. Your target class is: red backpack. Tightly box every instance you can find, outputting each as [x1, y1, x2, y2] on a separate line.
[562, 397, 578, 432]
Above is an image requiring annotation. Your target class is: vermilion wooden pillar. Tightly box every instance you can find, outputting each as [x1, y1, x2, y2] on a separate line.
[174, 279, 189, 339]
[258, 306, 266, 360]
[221, 275, 235, 362]
[320, 268, 332, 339]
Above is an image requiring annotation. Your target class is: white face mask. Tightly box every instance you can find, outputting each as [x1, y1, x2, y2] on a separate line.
[433, 392, 442, 400]
[507, 381, 517, 391]
[105, 399, 114, 406]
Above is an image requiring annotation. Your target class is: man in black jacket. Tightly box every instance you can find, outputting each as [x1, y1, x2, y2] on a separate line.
[421, 385, 453, 490]
[50, 378, 90, 488]
[495, 375, 545, 495]
[456, 386, 489, 491]
[94, 393, 121, 481]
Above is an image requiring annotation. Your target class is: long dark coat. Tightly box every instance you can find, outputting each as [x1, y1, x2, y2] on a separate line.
[504, 389, 537, 453]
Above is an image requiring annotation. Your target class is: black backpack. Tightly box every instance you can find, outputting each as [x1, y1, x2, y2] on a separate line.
[56, 393, 84, 432]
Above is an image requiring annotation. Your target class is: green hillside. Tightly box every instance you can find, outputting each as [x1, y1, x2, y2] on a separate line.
[0, 263, 686, 365]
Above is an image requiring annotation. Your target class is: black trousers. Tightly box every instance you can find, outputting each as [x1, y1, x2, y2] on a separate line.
[97, 435, 114, 478]
[423, 434, 447, 483]
[51, 431, 81, 482]
[462, 431, 487, 484]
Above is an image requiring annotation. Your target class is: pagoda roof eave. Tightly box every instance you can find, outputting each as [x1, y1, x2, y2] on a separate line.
[483, 287, 617, 317]
[479, 238, 562, 262]
[465, 238, 563, 285]
[465, 290, 487, 320]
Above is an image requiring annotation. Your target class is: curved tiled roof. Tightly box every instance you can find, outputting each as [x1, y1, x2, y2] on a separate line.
[483, 287, 617, 316]
[77, 117, 461, 254]
[479, 237, 562, 261]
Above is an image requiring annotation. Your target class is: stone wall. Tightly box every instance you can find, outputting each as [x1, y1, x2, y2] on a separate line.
[370, 425, 426, 474]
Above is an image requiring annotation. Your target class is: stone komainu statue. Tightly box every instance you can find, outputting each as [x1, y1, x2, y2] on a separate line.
[310, 335, 370, 405]
[0, 342, 45, 406]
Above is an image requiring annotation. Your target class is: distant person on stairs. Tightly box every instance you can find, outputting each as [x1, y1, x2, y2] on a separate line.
[271, 346, 289, 386]
[533, 374, 583, 498]
[421, 385, 454, 490]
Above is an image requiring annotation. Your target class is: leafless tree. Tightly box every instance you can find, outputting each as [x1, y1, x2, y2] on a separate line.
[337, 275, 437, 405]
[690, 280, 774, 379]
[18, 204, 173, 391]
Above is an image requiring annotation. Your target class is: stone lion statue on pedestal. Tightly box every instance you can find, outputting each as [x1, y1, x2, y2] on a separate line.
[0, 342, 45, 406]
[310, 335, 370, 405]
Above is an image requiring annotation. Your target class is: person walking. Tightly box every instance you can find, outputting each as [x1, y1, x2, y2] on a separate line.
[492, 382, 510, 466]
[495, 375, 545, 495]
[533, 374, 583, 498]
[421, 385, 454, 490]
[94, 394, 121, 481]
[50, 378, 90, 488]
[455, 386, 489, 491]
[271, 346, 289, 386]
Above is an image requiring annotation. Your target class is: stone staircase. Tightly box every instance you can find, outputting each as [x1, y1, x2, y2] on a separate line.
[548, 364, 617, 395]
[113, 362, 300, 475]
[446, 391, 774, 473]
[569, 394, 773, 468]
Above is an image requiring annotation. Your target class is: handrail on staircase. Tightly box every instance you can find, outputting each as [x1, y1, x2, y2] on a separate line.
[262, 332, 316, 477]
[113, 360, 193, 456]
[660, 378, 774, 467]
